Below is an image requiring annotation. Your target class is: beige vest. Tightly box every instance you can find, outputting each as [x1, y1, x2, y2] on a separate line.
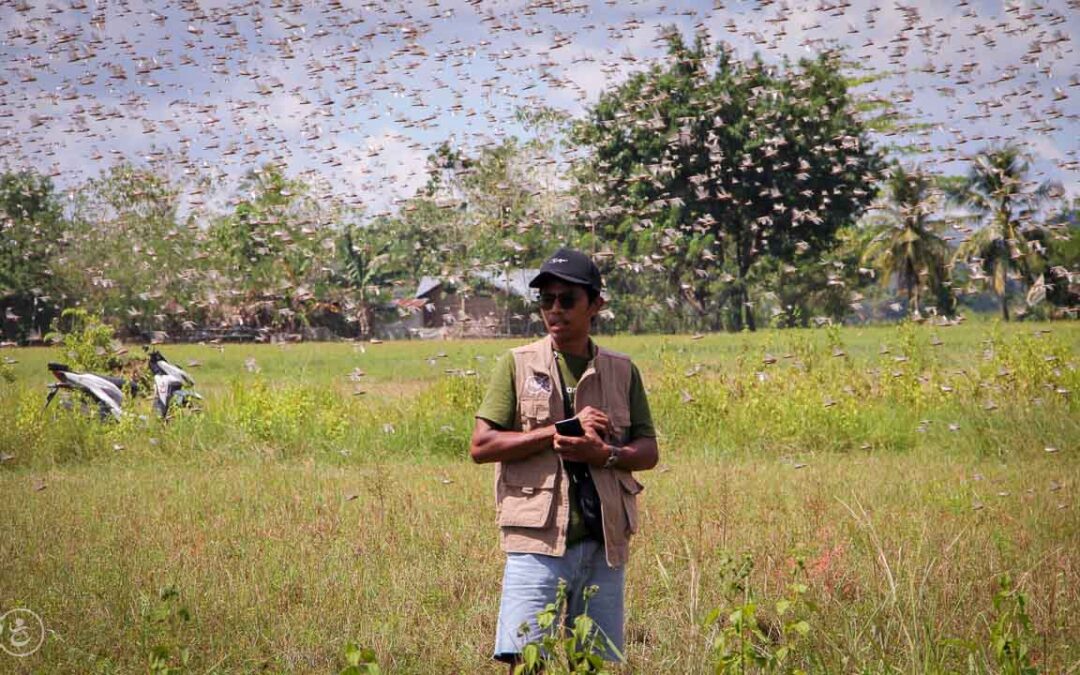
[495, 335, 644, 567]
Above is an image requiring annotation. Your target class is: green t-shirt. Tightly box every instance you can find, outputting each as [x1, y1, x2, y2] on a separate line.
[475, 344, 656, 546]
[475, 351, 656, 440]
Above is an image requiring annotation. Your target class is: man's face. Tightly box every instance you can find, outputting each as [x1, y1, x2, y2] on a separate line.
[537, 280, 601, 343]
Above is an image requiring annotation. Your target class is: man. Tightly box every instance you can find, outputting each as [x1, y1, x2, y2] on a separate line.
[470, 247, 659, 670]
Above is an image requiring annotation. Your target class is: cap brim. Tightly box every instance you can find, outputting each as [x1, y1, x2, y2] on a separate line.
[528, 271, 593, 289]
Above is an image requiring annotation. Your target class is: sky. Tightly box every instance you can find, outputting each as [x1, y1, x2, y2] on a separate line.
[1, 0, 1077, 219]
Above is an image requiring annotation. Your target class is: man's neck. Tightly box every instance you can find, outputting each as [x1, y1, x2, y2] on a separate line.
[552, 335, 592, 359]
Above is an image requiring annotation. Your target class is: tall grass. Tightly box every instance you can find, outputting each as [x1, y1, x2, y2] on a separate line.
[0, 320, 1076, 672]
[2, 321, 1074, 468]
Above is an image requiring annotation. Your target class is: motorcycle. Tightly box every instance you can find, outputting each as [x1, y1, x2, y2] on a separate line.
[45, 362, 136, 421]
[148, 350, 203, 419]
[45, 350, 202, 422]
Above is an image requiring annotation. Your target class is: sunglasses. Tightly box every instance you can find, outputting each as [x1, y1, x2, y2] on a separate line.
[538, 291, 584, 310]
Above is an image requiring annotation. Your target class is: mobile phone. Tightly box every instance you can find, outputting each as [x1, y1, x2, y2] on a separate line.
[555, 417, 585, 437]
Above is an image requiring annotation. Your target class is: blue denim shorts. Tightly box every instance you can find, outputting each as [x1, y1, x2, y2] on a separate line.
[493, 539, 625, 663]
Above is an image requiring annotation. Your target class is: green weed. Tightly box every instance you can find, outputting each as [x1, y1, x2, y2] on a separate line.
[515, 580, 619, 675]
[704, 555, 816, 674]
[988, 575, 1038, 675]
[339, 642, 382, 674]
[142, 585, 192, 675]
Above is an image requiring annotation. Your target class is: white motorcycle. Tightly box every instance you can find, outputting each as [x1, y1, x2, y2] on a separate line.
[45, 350, 202, 422]
[148, 350, 203, 420]
[45, 362, 135, 421]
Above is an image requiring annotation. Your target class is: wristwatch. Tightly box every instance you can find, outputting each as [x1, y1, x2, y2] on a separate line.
[603, 444, 621, 469]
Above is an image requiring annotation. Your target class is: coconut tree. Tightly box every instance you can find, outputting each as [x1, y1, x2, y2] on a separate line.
[860, 164, 950, 317]
[948, 144, 1059, 321]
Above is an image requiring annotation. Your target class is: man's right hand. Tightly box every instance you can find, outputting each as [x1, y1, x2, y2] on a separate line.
[575, 406, 610, 440]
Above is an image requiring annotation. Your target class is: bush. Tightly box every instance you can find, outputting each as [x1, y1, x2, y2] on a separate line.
[45, 308, 130, 373]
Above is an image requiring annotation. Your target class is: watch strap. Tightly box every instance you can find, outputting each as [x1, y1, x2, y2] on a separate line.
[603, 444, 620, 469]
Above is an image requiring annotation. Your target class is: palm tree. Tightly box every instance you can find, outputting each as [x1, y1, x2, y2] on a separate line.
[948, 144, 1058, 321]
[860, 164, 950, 318]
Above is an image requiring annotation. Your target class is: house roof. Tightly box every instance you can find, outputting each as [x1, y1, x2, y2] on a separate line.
[415, 268, 539, 299]
[472, 267, 539, 299]
[394, 297, 428, 312]
[415, 276, 442, 299]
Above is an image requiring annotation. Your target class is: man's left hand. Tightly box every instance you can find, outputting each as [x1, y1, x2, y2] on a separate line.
[553, 427, 607, 466]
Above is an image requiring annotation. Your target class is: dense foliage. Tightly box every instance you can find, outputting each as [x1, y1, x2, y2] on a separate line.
[571, 32, 884, 331]
[0, 34, 1075, 343]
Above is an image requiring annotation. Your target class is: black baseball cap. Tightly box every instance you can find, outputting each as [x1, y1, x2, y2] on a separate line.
[529, 247, 603, 293]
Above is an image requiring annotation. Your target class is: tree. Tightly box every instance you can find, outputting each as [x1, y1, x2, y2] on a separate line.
[755, 226, 876, 328]
[61, 163, 198, 337]
[331, 219, 393, 338]
[0, 170, 67, 341]
[860, 164, 951, 318]
[571, 29, 884, 331]
[423, 136, 575, 272]
[206, 164, 336, 332]
[391, 136, 576, 287]
[1039, 198, 1079, 314]
[948, 144, 1060, 321]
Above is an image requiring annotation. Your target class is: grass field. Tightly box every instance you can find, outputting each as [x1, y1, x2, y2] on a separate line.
[0, 319, 1077, 673]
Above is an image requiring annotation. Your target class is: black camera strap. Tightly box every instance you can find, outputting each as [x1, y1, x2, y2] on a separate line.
[553, 351, 604, 542]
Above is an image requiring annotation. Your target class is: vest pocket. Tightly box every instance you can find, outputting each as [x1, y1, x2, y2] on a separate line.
[497, 453, 557, 528]
[609, 407, 631, 445]
[520, 398, 551, 432]
[617, 472, 644, 534]
[498, 486, 555, 528]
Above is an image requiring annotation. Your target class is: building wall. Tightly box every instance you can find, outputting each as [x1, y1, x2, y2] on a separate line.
[423, 289, 511, 336]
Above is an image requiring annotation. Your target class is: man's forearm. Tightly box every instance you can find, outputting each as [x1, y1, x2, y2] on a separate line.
[608, 436, 659, 472]
[470, 419, 555, 464]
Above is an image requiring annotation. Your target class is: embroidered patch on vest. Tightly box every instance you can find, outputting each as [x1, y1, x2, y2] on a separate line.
[524, 373, 552, 396]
